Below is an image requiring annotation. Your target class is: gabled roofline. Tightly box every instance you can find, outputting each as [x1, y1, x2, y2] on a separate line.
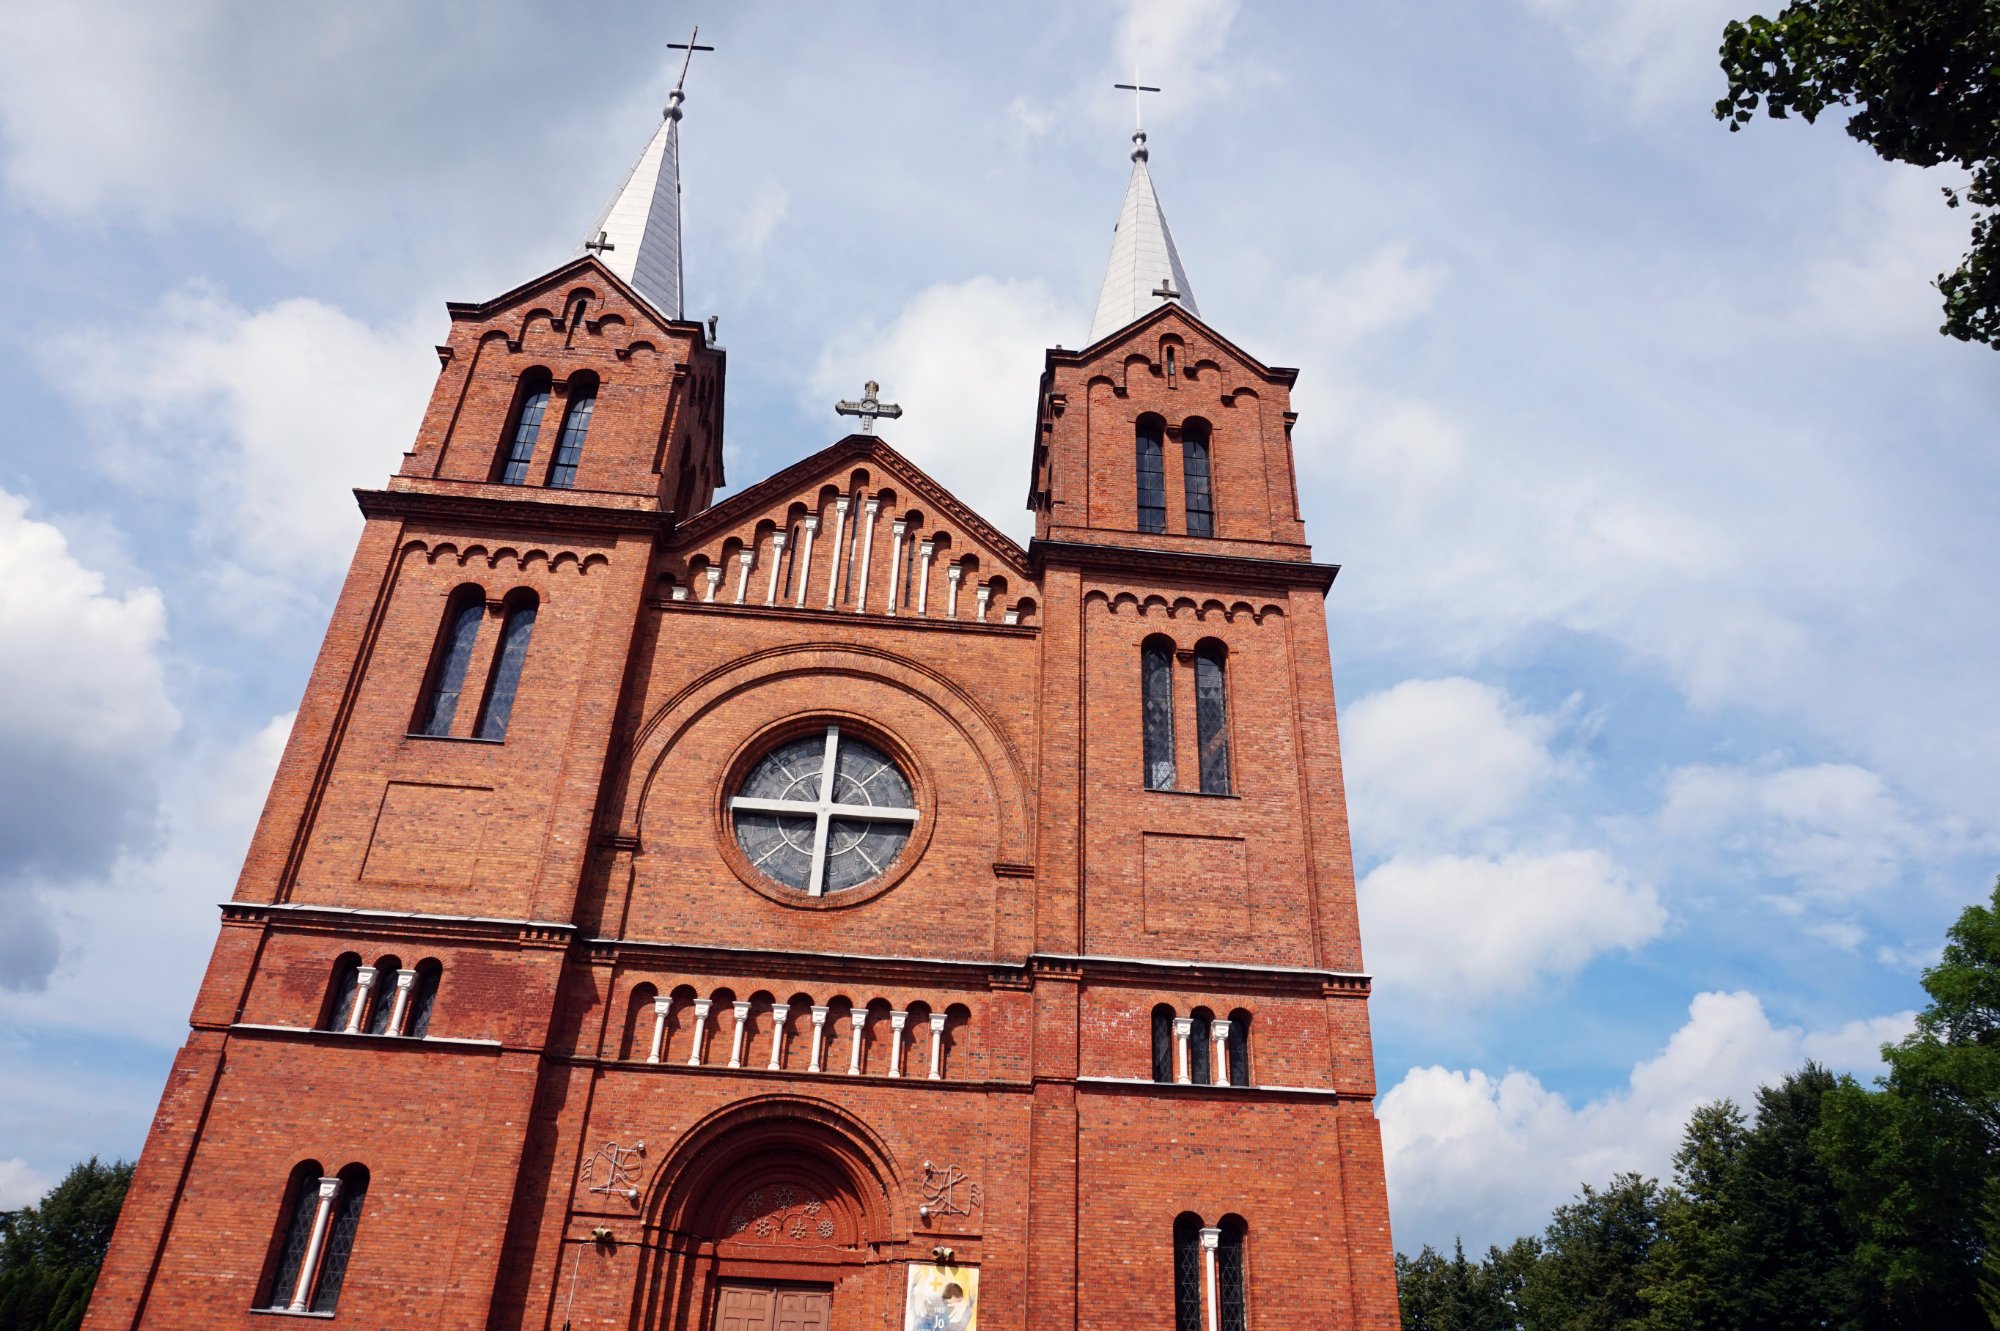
[674, 434, 1032, 576]
[443, 255, 710, 341]
[1047, 302, 1299, 386]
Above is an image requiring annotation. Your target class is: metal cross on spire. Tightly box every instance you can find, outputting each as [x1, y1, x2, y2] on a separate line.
[835, 381, 903, 434]
[663, 25, 715, 119]
[1114, 70, 1162, 130]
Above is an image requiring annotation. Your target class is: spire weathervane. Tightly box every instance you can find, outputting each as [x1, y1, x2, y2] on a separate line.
[835, 381, 903, 434]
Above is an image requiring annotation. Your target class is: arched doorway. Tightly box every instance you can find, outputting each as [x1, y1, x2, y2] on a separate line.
[634, 1097, 904, 1331]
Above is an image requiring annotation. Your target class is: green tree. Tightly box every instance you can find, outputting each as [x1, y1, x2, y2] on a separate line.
[0, 1158, 133, 1331]
[1715, 0, 2000, 347]
[1523, 1173, 1665, 1331]
[1638, 1100, 1748, 1331]
[1732, 1066, 1863, 1329]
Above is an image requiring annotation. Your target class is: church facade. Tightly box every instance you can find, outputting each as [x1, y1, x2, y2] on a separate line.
[83, 70, 1401, 1331]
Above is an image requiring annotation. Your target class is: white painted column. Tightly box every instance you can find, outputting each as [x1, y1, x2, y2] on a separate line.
[974, 581, 992, 622]
[927, 1011, 948, 1080]
[702, 564, 722, 603]
[793, 516, 819, 607]
[686, 997, 713, 1066]
[287, 1176, 343, 1312]
[1173, 1017, 1193, 1085]
[808, 1004, 830, 1072]
[884, 520, 907, 615]
[1211, 1019, 1233, 1088]
[915, 540, 935, 615]
[733, 548, 754, 604]
[1200, 1226, 1222, 1331]
[386, 968, 417, 1036]
[854, 497, 880, 612]
[768, 1000, 789, 1070]
[343, 966, 377, 1034]
[846, 1008, 867, 1075]
[888, 1010, 910, 1079]
[763, 531, 787, 605]
[728, 1000, 751, 1068]
[823, 497, 850, 609]
[647, 996, 671, 1063]
[946, 564, 963, 618]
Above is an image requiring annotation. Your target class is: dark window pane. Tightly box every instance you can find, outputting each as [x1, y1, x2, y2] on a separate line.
[1218, 1220, 1247, 1331]
[1183, 428, 1214, 536]
[474, 599, 537, 740]
[265, 1169, 321, 1308]
[1227, 1012, 1250, 1086]
[1143, 642, 1176, 790]
[1196, 646, 1231, 795]
[406, 964, 440, 1038]
[833, 735, 914, 809]
[732, 811, 818, 889]
[418, 596, 484, 736]
[499, 384, 549, 485]
[1188, 1011, 1212, 1085]
[546, 387, 594, 488]
[1136, 426, 1167, 533]
[324, 959, 358, 1032]
[364, 959, 401, 1036]
[824, 817, 912, 891]
[1151, 1008, 1174, 1083]
[1173, 1215, 1204, 1331]
[311, 1170, 368, 1312]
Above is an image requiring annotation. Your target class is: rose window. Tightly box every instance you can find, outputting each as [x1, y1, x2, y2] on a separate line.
[729, 725, 918, 896]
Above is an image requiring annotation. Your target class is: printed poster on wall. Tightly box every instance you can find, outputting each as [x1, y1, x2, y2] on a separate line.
[904, 1262, 978, 1331]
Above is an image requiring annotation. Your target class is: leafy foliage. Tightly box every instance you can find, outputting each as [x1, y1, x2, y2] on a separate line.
[0, 1158, 132, 1331]
[1715, 0, 2000, 346]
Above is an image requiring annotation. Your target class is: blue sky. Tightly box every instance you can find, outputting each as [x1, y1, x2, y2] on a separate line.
[0, 1, 1995, 1254]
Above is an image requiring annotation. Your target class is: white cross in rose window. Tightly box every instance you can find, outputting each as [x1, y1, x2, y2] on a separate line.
[728, 725, 919, 897]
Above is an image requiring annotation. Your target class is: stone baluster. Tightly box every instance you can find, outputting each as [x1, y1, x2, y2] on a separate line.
[847, 1007, 867, 1075]
[927, 1011, 948, 1080]
[974, 581, 992, 621]
[915, 539, 935, 615]
[343, 966, 377, 1035]
[946, 564, 963, 618]
[793, 515, 819, 607]
[885, 520, 906, 615]
[1200, 1226, 1223, 1331]
[728, 1000, 751, 1068]
[808, 1004, 830, 1072]
[648, 996, 672, 1063]
[1211, 1018, 1233, 1088]
[702, 564, 722, 603]
[768, 1000, 789, 1069]
[686, 997, 713, 1066]
[763, 531, 787, 605]
[1173, 1016, 1193, 1085]
[823, 498, 850, 609]
[386, 968, 417, 1037]
[733, 547, 754, 604]
[287, 1176, 343, 1313]
[888, 1009, 911, 1079]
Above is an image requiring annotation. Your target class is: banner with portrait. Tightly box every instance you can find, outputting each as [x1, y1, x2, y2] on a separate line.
[903, 1262, 977, 1331]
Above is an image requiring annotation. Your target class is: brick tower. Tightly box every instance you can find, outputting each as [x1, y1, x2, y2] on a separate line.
[83, 80, 1400, 1331]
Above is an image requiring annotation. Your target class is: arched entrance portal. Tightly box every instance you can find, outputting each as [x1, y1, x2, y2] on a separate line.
[634, 1097, 905, 1331]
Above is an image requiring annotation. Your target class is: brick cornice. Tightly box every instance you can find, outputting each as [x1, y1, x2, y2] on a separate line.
[356, 487, 674, 538]
[1029, 538, 1338, 592]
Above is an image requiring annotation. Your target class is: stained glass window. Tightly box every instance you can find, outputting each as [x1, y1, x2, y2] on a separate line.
[730, 726, 918, 896]
[1173, 1213, 1204, 1331]
[1143, 639, 1176, 790]
[1188, 1009, 1213, 1085]
[416, 590, 484, 737]
[1218, 1215, 1249, 1331]
[1183, 422, 1214, 537]
[310, 1166, 368, 1313]
[1227, 1009, 1251, 1087]
[1195, 643, 1231, 795]
[474, 593, 537, 740]
[497, 371, 550, 485]
[1152, 1005, 1176, 1083]
[545, 382, 595, 488]
[1137, 420, 1167, 533]
[264, 1163, 323, 1309]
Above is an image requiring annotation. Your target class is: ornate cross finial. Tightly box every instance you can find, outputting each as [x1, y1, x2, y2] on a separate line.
[664, 25, 715, 120]
[835, 380, 903, 434]
[1114, 70, 1162, 130]
[584, 230, 616, 257]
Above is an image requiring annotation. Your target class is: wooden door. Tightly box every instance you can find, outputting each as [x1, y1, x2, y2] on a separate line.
[714, 1283, 830, 1331]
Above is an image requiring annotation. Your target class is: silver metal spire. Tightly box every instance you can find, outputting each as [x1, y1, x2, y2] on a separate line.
[1086, 93, 1199, 343]
[578, 27, 713, 321]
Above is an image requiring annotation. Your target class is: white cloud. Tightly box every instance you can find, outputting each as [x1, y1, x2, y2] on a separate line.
[1522, 0, 1743, 112]
[809, 276, 1081, 543]
[1360, 849, 1664, 1002]
[0, 1157, 52, 1210]
[1343, 677, 1566, 848]
[1661, 761, 1924, 897]
[53, 286, 434, 594]
[1380, 991, 1916, 1250]
[0, 489, 178, 989]
[1112, 0, 1246, 116]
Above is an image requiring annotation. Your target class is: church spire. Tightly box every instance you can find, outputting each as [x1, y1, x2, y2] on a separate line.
[579, 28, 713, 321]
[1086, 126, 1200, 344]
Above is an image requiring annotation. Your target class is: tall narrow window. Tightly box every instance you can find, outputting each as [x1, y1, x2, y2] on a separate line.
[415, 588, 485, 737]
[263, 1163, 324, 1311]
[1136, 417, 1167, 533]
[1188, 1008, 1213, 1085]
[1172, 1213, 1204, 1331]
[406, 959, 442, 1038]
[321, 954, 361, 1032]
[1142, 638, 1177, 790]
[474, 591, 538, 740]
[262, 1163, 366, 1313]
[309, 1165, 368, 1313]
[1217, 1214, 1249, 1331]
[1195, 642, 1232, 795]
[496, 369, 551, 485]
[1151, 1005, 1176, 1083]
[1226, 1009, 1252, 1086]
[545, 377, 596, 488]
[364, 956, 402, 1036]
[1183, 421, 1214, 536]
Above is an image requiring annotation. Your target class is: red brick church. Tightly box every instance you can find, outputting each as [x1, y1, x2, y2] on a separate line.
[84, 58, 1400, 1331]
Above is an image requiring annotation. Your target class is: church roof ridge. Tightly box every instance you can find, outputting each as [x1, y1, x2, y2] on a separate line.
[1086, 128, 1200, 343]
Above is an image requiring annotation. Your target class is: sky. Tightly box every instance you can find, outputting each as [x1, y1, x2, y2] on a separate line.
[0, 0, 1995, 1256]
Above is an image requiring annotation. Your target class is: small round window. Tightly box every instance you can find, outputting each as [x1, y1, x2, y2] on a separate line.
[729, 725, 918, 897]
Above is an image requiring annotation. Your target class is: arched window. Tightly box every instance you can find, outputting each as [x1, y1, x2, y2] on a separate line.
[496, 369, 552, 485]
[415, 587, 486, 737]
[1194, 641, 1232, 795]
[545, 376, 596, 488]
[262, 1162, 367, 1313]
[1218, 1214, 1249, 1331]
[321, 954, 362, 1032]
[364, 956, 403, 1035]
[1151, 1004, 1176, 1083]
[1142, 636, 1177, 790]
[1172, 1213, 1204, 1331]
[1182, 420, 1214, 536]
[1136, 416, 1167, 533]
[1226, 1008, 1252, 1086]
[405, 959, 442, 1038]
[1188, 1007, 1213, 1085]
[474, 590, 537, 741]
